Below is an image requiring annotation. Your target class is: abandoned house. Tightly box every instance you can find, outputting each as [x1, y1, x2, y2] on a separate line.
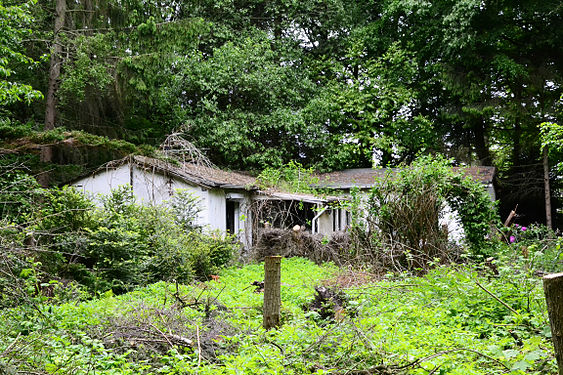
[316, 167, 496, 242]
[71, 156, 496, 247]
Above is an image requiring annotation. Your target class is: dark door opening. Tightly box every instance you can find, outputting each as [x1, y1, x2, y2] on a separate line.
[226, 200, 238, 233]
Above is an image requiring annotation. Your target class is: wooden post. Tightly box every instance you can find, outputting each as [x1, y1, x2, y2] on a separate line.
[543, 146, 553, 230]
[263, 256, 282, 330]
[543, 272, 563, 374]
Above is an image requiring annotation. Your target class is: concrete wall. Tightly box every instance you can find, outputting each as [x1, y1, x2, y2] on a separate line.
[317, 210, 333, 235]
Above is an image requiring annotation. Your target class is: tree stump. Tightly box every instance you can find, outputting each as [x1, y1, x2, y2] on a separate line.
[263, 256, 282, 330]
[543, 272, 563, 374]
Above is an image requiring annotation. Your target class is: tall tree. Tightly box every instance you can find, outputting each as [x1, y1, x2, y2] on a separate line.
[367, 0, 563, 223]
[43, 0, 65, 130]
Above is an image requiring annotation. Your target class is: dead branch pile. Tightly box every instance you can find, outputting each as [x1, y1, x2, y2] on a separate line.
[308, 286, 349, 320]
[251, 225, 462, 273]
[160, 132, 215, 169]
[96, 302, 236, 364]
[251, 228, 352, 265]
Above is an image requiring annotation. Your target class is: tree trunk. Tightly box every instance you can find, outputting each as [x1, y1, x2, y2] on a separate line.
[544, 146, 553, 230]
[543, 273, 563, 374]
[263, 256, 282, 330]
[512, 119, 521, 166]
[473, 118, 491, 165]
[44, 0, 66, 130]
[40, 0, 66, 187]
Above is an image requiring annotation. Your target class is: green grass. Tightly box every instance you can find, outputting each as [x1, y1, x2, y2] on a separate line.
[0, 258, 556, 374]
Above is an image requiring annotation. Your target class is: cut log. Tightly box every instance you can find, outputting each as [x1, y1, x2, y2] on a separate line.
[503, 205, 518, 227]
[543, 272, 563, 374]
[263, 256, 282, 329]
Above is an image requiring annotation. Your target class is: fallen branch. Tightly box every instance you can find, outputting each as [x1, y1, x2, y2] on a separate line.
[338, 347, 509, 374]
[196, 325, 202, 373]
[475, 281, 519, 316]
[1, 333, 21, 356]
[398, 348, 510, 370]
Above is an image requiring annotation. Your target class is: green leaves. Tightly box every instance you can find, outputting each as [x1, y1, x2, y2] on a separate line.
[1, 259, 555, 374]
[0, 0, 42, 106]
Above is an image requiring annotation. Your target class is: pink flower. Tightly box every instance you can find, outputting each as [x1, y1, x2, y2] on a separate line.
[521, 227, 527, 231]
[509, 236, 516, 243]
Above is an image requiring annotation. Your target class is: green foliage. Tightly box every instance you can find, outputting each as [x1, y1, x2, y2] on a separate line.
[183, 32, 320, 169]
[0, 181, 237, 301]
[323, 43, 435, 168]
[169, 189, 202, 232]
[0, 157, 41, 223]
[0, 118, 34, 139]
[257, 161, 320, 194]
[358, 155, 499, 266]
[189, 232, 238, 280]
[540, 121, 563, 152]
[499, 223, 563, 274]
[447, 172, 499, 256]
[0, 258, 555, 374]
[0, 0, 43, 106]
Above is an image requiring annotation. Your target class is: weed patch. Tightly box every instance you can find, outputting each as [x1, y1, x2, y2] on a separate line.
[0, 258, 557, 374]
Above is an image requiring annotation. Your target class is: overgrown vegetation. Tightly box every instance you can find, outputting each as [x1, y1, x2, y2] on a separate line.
[1, 154, 561, 373]
[254, 156, 499, 271]
[354, 156, 499, 266]
[257, 161, 320, 194]
[0, 257, 557, 374]
[1, 0, 562, 372]
[0, 179, 237, 306]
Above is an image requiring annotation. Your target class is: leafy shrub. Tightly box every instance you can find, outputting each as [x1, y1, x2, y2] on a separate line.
[189, 232, 238, 280]
[346, 155, 499, 271]
[257, 160, 319, 193]
[169, 189, 202, 232]
[0, 119, 34, 139]
[0, 158, 41, 223]
[0, 181, 238, 300]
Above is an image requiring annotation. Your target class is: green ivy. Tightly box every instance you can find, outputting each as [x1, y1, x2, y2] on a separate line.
[257, 160, 320, 194]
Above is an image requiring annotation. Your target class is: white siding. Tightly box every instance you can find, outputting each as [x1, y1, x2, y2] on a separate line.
[73, 165, 131, 203]
[131, 166, 209, 226]
[439, 204, 465, 244]
[207, 189, 226, 232]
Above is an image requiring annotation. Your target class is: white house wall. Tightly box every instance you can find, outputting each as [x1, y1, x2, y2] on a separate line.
[131, 166, 209, 227]
[73, 164, 131, 202]
[71, 162, 255, 244]
[439, 203, 465, 244]
[208, 189, 226, 232]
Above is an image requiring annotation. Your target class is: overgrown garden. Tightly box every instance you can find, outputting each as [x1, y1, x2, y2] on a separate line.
[1, 154, 563, 373]
[1, 0, 563, 373]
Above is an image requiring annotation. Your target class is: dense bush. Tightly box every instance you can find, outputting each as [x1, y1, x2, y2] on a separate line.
[0, 184, 238, 303]
[344, 155, 499, 271]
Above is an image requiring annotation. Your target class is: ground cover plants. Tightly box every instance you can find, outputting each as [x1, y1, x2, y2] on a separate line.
[0, 256, 557, 374]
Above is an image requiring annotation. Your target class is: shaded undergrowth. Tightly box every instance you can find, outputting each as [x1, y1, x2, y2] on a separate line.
[0, 257, 557, 374]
